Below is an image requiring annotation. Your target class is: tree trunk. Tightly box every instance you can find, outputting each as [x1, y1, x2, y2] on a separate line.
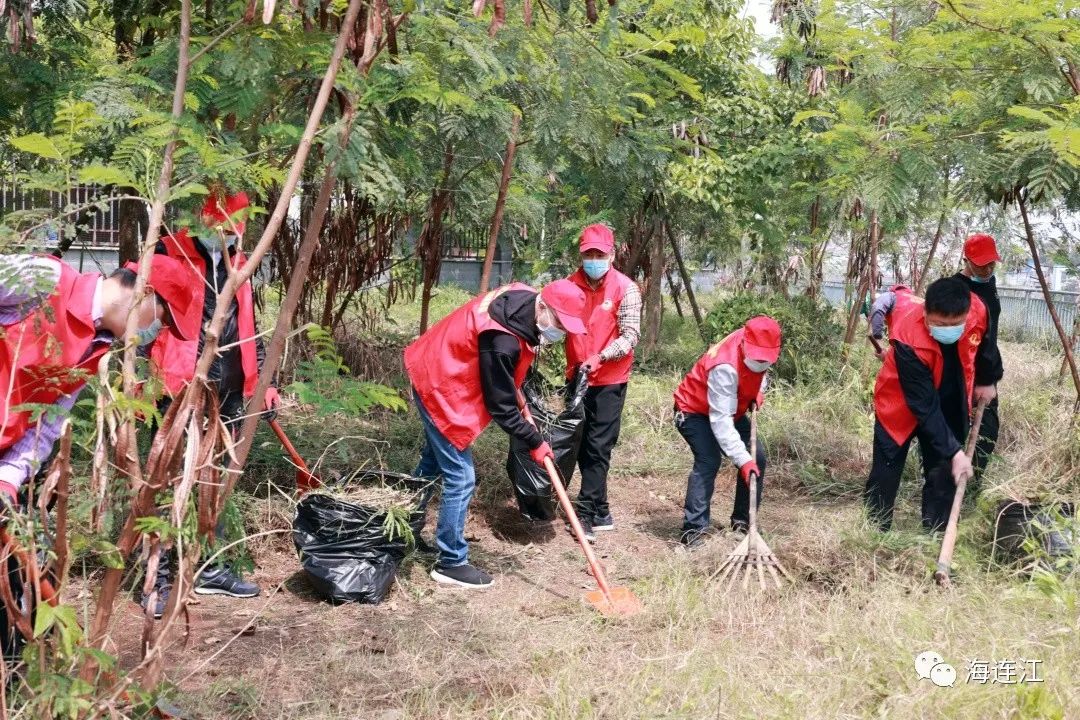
[418, 144, 456, 334]
[665, 222, 704, 337]
[116, 194, 147, 265]
[666, 268, 684, 318]
[642, 218, 664, 351]
[1019, 195, 1080, 412]
[478, 112, 520, 294]
[843, 212, 878, 345]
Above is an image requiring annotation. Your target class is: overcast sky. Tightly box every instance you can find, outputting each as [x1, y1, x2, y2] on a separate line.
[742, 0, 776, 39]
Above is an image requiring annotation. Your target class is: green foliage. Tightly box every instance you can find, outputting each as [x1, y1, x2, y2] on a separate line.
[704, 292, 843, 384]
[287, 325, 408, 416]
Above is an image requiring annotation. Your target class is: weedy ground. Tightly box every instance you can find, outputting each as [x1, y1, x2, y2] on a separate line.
[79, 294, 1080, 720]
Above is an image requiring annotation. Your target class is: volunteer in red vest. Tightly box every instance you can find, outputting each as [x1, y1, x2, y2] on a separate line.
[142, 190, 277, 611]
[405, 280, 587, 589]
[1, 253, 198, 504]
[865, 277, 993, 531]
[869, 284, 920, 358]
[672, 316, 781, 549]
[952, 233, 1004, 488]
[562, 223, 641, 540]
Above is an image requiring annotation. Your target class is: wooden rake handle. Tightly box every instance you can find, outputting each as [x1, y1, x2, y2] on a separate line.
[934, 401, 988, 587]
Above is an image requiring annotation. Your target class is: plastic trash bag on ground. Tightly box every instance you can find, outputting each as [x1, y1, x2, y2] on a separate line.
[293, 470, 430, 604]
[507, 369, 589, 521]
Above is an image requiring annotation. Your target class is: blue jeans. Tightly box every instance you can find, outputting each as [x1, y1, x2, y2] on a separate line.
[413, 391, 477, 568]
[675, 411, 765, 533]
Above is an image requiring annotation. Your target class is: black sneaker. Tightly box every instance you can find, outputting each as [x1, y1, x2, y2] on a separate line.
[593, 513, 615, 531]
[140, 584, 171, 619]
[680, 529, 707, 550]
[430, 563, 494, 589]
[731, 520, 749, 535]
[194, 566, 260, 598]
[565, 515, 596, 542]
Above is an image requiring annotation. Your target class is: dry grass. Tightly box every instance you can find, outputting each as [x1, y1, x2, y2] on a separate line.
[156, 340, 1080, 719]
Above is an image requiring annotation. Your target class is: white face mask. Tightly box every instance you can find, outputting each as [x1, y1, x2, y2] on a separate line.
[744, 357, 772, 373]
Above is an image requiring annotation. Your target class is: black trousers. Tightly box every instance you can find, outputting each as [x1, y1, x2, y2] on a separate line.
[864, 419, 958, 532]
[970, 396, 999, 494]
[676, 411, 765, 533]
[574, 383, 628, 519]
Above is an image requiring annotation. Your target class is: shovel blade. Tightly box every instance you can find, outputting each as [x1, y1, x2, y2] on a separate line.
[584, 586, 642, 617]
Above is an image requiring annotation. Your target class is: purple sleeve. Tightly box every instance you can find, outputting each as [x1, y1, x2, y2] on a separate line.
[0, 391, 81, 490]
[0, 255, 61, 321]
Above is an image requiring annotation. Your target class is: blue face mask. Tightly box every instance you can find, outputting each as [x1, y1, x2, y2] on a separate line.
[582, 259, 610, 280]
[970, 273, 992, 284]
[136, 318, 162, 347]
[929, 323, 965, 345]
[540, 325, 565, 345]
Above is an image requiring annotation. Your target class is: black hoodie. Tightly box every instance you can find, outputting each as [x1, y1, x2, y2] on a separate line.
[478, 289, 544, 449]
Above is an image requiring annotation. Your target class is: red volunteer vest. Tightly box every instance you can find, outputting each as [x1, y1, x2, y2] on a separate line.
[565, 268, 636, 386]
[884, 284, 921, 331]
[404, 283, 538, 451]
[150, 229, 259, 397]
[673, 329, 764, 420]
[1, 258, 107, 451]
[874, 298, 988, 446]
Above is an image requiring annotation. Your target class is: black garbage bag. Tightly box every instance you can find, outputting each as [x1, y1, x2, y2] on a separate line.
[292, 471, 430, 604]
[507, 369, 589, 520]
[993, 501, 1076, 565]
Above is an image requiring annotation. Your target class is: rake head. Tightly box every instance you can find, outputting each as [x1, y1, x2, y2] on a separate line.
[711, 527, 792, 591]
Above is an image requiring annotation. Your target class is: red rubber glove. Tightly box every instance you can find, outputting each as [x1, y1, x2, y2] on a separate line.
[581, 354, 603, 374]
[262, 386, 281, 421]
[529, 441, 554, 465]
[755, 391, 765, 409]
[738, 460, 759, 486]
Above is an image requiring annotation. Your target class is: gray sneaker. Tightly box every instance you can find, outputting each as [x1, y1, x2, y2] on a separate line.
[593, 513, 615, 531]
[194, 566, 260, 598]
[430, 563, 494, 589]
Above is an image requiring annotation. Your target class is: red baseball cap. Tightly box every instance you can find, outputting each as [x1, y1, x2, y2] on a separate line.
[201, 191, 250, 237]
[539, 279, 587, 335]
[743, 315, 782, 363]
[579, 224, 615, 254]
[124, 256, 200, 341]
[963, 233, 1000, 265]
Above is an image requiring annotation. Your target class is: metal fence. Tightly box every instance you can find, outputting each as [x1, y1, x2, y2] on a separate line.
[820, 280, 1080, 343]
[0, 172, 124, 248]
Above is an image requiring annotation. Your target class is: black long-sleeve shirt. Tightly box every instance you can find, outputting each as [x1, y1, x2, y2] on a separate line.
[953, 273, 1004, 385]
[893, 341, 965, 459]
[477, 289, 543, 449]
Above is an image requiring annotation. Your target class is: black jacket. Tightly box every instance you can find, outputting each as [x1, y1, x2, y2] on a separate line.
[953, 273, 1004, 385]
[477, 289, 543, 449]
[893, 341, 965, 459]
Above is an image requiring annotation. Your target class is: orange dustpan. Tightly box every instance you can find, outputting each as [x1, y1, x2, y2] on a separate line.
[542, 456, 642, 616]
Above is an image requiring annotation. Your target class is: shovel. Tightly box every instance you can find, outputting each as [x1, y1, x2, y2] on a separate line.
[541, 456, 642, 616]
[268, 419, 321, 495]
[934, 401, 988, 588]
[711, 405, 791, 590]
[516, 387, 641, 616]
